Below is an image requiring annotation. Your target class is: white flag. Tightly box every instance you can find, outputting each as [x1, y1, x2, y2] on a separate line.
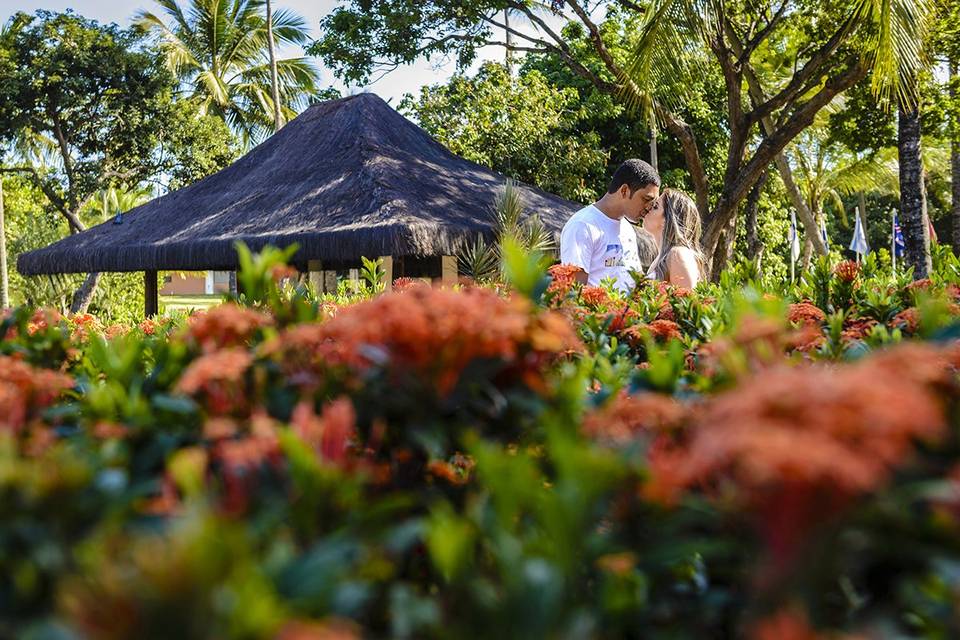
[820, 218, 829, 247]
[849, 214, 869, 256]
[789, 210, 801, 262]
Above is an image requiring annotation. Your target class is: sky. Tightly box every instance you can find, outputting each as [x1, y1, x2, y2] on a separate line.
[1, 0, 500, 103]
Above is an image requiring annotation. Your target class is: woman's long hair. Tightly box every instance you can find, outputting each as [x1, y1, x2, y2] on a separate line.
[648, 189, 706, 282]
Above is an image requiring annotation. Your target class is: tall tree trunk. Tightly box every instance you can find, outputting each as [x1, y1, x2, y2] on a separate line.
[710, 214, 738, 278]
[0, 178, 8, 309]
[70, 272, 101, 314]
[898, 100, 932, 279]
[951, 60, 960, 254]
[745, 168, 769, 261]
[504, 9, 513, 74]
[266, 0, 283, 131]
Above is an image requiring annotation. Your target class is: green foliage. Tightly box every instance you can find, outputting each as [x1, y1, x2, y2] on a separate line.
[136, 0, 321, 143]
[401, 62, 607, 202]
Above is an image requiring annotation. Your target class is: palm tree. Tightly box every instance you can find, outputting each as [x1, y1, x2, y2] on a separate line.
[135, 0, 319, 143]
[265, 0, 282, 130]
[624, 0, 933, 274]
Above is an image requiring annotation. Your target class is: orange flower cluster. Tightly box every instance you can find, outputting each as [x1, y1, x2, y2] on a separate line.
[623, 319, 682, 347]
[582, 392, 687, 444]
[176, 348, 253, 415]
[0, 356, 74, 434]
[546, 264, 583, 299]
[264, 287, 580, 395]
[393, 277, 431, 292]
[647, 342, 953, 566]
[841, 316, 878, 343]
[890, 307, 920, 334]
[786, 302, 825, 327]
[833, 260, 860, 283]
[905, 278, 934, 294]
[580, 286, 611, 308]
[27, 308, 63, 335]
[186, 304, 273, 352]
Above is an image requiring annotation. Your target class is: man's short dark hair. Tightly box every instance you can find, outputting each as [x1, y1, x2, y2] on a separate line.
[607, 159, 661, 195]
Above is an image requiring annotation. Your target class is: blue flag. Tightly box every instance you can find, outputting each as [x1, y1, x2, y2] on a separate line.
[893, 214, 906, 258]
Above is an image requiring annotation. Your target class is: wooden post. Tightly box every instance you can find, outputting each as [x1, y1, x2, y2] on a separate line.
[441, 255, 457, 287]
[144, 270, 159, 318]
[324, 270, 337, 293]
[380, 256, 393, 291]
[308, 260, 323, 293]
[348, 268, 359, 293]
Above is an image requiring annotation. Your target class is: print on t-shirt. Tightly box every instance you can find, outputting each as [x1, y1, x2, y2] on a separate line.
[604, 243, 623, 268]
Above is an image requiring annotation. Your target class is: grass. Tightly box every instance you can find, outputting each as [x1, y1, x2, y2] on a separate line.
[160, 294, 224, 314]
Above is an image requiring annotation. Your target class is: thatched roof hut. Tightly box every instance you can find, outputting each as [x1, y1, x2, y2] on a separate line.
[17, 93, 581, 278]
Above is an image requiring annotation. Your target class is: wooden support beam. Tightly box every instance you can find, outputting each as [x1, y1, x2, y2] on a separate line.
[308, 259, 323, 293]
[441, 255, 458, 287]
[144, 270, 159, 318]
[324, 270, 337, 293]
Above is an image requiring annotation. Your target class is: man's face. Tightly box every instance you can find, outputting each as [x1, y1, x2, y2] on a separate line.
[622, 184, 660, 223]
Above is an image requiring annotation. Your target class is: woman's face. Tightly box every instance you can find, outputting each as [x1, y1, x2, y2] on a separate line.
[642, 196, 665, 238]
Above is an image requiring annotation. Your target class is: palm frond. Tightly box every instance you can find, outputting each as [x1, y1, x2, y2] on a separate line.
[824, 188, 851, 227]
[854, 0, 932, 107]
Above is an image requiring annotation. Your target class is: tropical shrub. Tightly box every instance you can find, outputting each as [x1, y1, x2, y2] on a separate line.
[2, 246, 960, 639]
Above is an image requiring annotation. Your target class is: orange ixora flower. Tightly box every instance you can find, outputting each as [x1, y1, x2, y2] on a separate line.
[27, 308, 63, 335]
[583, 392, 688, 445]
[186, 304, 273, 352]
[175, 348, 254, 415]
[645, 342, 951, 568]
[786, 302, 826, 327]
[393, 277, 430, 292]
[263, 287, 580, 396]
[841, 316, 878, 343]
[890, 307, 920, 334]
[580, 285, 611, 308]
[0, 356, 73, 434]
[833, 260, 860, 283]
[547, 264, 583, 299]
[623, 319, 682, 347]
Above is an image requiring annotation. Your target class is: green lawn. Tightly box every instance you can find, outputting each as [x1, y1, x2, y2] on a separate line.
[160, 294, 224, 314]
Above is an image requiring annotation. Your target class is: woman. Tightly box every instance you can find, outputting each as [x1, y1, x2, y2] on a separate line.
[641, 188, 706, 288]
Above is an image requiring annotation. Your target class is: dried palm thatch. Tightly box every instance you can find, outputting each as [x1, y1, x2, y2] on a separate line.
[18, 93, 581, 275]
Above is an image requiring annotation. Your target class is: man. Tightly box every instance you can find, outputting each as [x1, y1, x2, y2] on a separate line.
[560, 159, 661, 292]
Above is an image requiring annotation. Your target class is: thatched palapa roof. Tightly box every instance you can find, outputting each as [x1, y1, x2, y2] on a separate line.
[18, 93, 582, 275]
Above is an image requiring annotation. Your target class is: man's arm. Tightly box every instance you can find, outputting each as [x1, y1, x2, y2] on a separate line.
[559, 220, 594, 285]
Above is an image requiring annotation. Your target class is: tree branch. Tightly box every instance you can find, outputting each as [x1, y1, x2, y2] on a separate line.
[0, 166, 87, 233]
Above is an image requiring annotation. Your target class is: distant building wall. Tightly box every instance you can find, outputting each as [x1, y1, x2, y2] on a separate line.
[160, 271, 231, 296]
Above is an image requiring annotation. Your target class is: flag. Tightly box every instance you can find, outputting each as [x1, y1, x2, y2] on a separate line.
[819, 218, 829, 248]
[789, 210, 801, 262]
[893, 214, 906, 258]
[849, 214, 869, 256]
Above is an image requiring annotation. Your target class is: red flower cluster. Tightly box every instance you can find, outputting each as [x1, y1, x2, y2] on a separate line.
[786, 302, 825, 327]
[580, 286, 611, 308]
[841, 316, 878, 343]
[264, 287, 580, 395]
[833, 260, 860, 283]
[623, 319, 683, 347]
[186, 304, 273, 352]
[583, 392, 688, 444]
[646, 342, 953, 568]
[0, 356, 73, 434]
[176, 348, 253, 415]
[890, 307, 920, 334]
[546, 264, 583, 299]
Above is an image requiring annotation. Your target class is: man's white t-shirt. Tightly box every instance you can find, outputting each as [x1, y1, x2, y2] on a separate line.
[560, 205, 642, 292]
